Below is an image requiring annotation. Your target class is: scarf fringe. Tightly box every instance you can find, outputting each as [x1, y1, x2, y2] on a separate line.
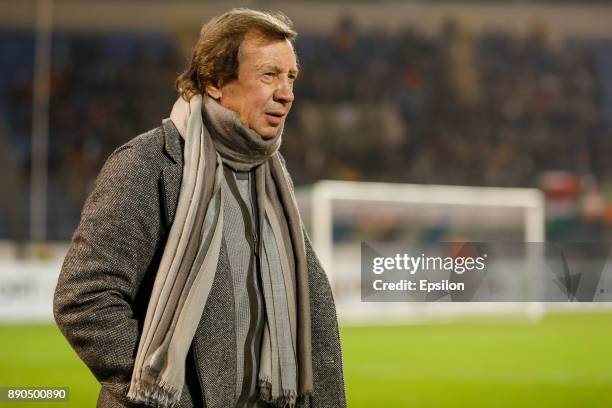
[127, 378, 181, 408]
[258, 379, 298, 408]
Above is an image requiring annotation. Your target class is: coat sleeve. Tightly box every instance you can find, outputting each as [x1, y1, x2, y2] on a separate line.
[53, 142, 164, 406]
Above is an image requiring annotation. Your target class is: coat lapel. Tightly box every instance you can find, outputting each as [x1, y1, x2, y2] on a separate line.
[160, 119, 183, 227]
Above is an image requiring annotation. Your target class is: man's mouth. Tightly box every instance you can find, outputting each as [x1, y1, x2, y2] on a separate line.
[265, 112, 285, 125]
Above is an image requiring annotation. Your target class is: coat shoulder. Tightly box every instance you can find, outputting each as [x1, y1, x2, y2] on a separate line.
[98, 123, 177, 188]
[111, 125, 166, 162]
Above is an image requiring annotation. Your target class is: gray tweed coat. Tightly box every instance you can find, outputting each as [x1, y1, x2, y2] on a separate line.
[53, 119, 347, 408]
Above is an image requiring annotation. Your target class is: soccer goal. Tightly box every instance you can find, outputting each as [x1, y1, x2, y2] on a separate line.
[295, 180, 547, 325]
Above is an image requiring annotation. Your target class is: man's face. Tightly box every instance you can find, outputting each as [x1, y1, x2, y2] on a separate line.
[207, 32, 298, 139]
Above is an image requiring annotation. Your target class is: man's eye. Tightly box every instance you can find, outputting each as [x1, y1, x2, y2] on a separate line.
[264, 72, 275, 78]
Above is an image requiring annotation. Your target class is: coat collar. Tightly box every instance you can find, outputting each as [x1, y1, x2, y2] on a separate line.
[160, 118, 184, 228]
[162, 118, 183, 165]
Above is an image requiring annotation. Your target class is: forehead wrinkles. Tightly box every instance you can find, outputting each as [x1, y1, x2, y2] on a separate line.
[237, 32, 296, 71]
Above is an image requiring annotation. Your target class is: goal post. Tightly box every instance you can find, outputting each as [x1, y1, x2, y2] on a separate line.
[296, 180, 547, 325]
[309, 180, 545, 273]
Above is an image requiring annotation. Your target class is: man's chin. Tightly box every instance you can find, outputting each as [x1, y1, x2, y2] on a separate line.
[257, 126, 280, 140]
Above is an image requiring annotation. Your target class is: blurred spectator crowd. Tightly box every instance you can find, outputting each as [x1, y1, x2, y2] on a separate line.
[1, 17, 612, 240]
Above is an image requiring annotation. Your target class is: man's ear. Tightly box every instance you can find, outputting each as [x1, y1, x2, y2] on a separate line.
[205, 83, 222, 100]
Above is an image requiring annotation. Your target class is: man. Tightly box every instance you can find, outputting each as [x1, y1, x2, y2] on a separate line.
[53, 9, 346, 408]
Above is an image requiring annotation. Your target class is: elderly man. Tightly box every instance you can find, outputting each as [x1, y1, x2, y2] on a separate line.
[53, 8, 346, 408]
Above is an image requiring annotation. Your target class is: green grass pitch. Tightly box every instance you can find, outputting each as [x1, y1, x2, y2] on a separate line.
[0, 311, 611, 407]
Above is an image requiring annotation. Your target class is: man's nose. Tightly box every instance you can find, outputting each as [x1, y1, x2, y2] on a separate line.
[274, 79, 294, 104]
